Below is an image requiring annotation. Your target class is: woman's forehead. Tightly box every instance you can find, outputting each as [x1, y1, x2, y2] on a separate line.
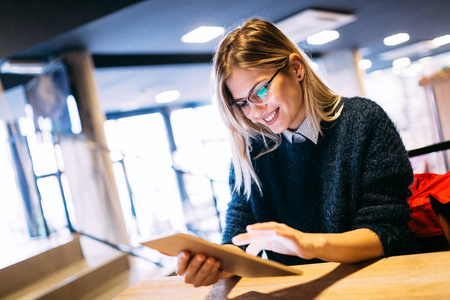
[226, 67, 274, 98]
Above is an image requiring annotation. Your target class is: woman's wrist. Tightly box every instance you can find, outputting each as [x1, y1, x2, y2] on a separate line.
[299, 229, 384, 263]
[297, 232, 327, 260]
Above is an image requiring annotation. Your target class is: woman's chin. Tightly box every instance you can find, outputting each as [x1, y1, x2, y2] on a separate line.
[268, 124, 286, 134]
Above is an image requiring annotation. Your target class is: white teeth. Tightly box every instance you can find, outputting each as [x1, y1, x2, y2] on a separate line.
[264, 110, 277, 122]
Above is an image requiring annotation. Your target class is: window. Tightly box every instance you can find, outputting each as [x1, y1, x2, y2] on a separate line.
[104, 113, 185, 246]
[104, 104, 233, 245]
[0, 62, 78, 246]
[0, 120, 30, 244]
[364, 51, 450, 174]
[170, 105, 231, 242]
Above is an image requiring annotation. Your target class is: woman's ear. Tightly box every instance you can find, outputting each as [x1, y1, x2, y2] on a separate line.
[289, 53, 305, 81]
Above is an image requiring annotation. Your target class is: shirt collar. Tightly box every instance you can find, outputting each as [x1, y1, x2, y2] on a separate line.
[282, 115, 319, 144]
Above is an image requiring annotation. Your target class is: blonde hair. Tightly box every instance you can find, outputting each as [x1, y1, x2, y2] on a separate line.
[213, 18, 342, 199]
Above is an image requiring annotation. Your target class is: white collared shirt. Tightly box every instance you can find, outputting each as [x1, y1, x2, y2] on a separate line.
[282, 115, 319, 144]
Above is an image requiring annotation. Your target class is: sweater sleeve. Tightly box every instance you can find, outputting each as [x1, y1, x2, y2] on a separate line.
[221, 164, 256, 246]
[351, 102, 419, 256]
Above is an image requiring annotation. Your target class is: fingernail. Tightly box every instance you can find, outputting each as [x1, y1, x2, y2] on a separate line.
[197, 254, 205, 260]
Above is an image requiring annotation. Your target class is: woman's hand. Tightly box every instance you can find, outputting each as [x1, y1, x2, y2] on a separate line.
[232, 222, 321, 260]
[176, 248, 235, 287]
[232, 222, 384, 263]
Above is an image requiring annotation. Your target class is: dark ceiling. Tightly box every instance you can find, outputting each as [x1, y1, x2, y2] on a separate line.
[1, 0, 450, 113]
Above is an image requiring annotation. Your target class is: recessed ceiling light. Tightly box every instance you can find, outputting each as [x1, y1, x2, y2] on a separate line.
[384, 33, 410, 46]
[418, 56, 433, 64]
[358, 59, 372, 70]
[392, 57, 411, 68]
[433, 34, 450, 47]
[307, 30, 339, 45]
[276, 9, 355, 43]
[0, 60, 45, 74]
[182, 26, 224, 43]
[155, 90, 180, 103]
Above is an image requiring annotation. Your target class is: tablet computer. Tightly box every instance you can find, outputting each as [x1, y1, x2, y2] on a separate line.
[140, 232, 303, 278]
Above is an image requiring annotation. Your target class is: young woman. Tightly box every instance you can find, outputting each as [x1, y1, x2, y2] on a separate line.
[177, 18, 418, 287]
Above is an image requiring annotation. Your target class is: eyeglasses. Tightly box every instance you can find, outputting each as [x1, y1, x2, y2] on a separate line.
[230, 68, 282, 116]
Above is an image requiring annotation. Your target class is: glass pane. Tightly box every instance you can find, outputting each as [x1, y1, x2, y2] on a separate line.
[0, 120, 30, 245]
[111, 161, 135, 236]
[27, 132, 59, 176]
[37, 176, 69, 235]
[171, 105, 231, 241]
[104, 113, 185, 245]
[25, 63, 74, 135]
[1, 82, 46, 243]
[1, 63, 72, 246]
[60, 173, 77, 229]
[171, 106, 230, 181]
[364, 52, 450, 174]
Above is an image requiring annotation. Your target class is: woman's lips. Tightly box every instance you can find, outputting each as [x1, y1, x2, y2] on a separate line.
[264, 108, 279, 125]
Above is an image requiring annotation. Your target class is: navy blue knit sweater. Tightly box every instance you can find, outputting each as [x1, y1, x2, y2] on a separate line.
[222, 97, 419, 266]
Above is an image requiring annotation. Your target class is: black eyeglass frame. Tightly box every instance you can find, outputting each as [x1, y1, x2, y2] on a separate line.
[229, 67, 283, 113]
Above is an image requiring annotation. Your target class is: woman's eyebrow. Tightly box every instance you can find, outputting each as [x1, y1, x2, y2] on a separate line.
[233, 78, 267, 102]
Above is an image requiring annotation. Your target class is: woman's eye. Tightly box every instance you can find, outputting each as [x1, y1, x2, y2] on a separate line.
[239, 102, 249, 108]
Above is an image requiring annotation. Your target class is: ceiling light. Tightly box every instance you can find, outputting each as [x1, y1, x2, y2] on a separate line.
[433, 34, 450, 47]
[384, 33, 410, 46]
[307, 30, 339, 45]
[358, 59, 372, 70]
[276, 9, 355, 43]
[418, 56, 433, 64]
[392, 57, 411, 68]
[1, 60, 45, 74]
[379, 40, 438, 62]
[182, 26, 224, 43]
[155, 90, 180, 103]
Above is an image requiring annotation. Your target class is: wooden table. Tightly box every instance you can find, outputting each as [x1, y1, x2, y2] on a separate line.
[115, 251, 450, 299]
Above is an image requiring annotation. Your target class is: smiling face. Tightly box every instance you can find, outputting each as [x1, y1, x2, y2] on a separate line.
[225, 55, 306, 134]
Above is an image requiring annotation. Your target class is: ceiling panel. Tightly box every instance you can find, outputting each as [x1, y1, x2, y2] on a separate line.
[1, 0, 449, 113]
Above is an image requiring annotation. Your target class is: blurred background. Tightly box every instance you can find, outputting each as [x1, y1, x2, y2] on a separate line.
[1, 0, 450, 298]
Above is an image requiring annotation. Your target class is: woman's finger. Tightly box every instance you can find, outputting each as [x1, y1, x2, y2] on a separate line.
[176, 251, 190, 276]
[232, 229, 277, 245]
[202, 261, 222, 286]
[183, 253, 206, 284]
[245, 240, 267, 256]
[233, 225, 302, 256]
[192, 257, 217, 287]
